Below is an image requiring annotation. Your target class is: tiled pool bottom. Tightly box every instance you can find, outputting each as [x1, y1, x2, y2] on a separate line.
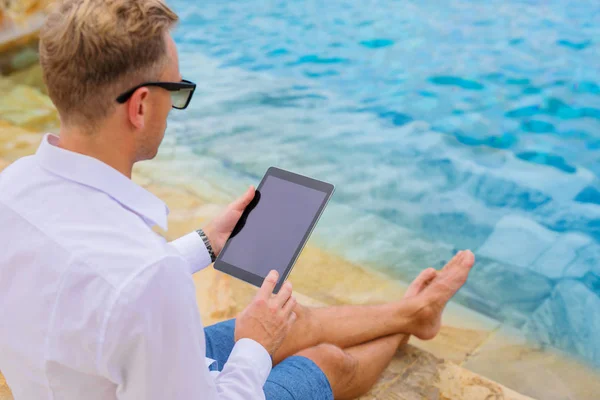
[144, 125, 600, 396]
[161, 100, 600, 371]
[166, 0, 600, 370]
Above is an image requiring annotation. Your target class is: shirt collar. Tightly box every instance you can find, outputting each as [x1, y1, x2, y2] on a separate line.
[35, 133, 169, 230]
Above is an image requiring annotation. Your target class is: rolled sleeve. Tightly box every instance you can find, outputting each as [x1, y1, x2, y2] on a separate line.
[169, 231, 212, 274]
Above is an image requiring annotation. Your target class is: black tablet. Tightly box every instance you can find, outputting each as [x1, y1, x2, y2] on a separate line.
[214, 167, 335, 293]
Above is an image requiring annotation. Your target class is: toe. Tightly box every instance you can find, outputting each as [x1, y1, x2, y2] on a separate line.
[462, 250, 475, 267]
[416, 268, 437, 284]
[442, 251, 463, 271]
[423, 267, 437, 281]
[404, 268, 438, 298]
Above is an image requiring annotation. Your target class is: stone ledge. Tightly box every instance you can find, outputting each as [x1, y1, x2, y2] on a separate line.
[0, 12, 45, 73]
[0, 374, 11, 400]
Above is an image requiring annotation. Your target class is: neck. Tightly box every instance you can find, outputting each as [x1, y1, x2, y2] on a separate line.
[57, 125, 135, 179]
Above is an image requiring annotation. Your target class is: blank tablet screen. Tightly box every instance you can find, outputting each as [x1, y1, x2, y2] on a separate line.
[219, 175, 327, 278]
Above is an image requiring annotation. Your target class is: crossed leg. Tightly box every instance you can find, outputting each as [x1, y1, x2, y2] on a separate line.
[273, 250, 475, 399]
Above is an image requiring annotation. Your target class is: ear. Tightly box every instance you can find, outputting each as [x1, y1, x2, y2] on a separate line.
[126, 87, 151, 130]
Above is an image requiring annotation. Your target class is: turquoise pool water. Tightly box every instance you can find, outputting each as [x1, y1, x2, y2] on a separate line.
[166, 0, 600, 367]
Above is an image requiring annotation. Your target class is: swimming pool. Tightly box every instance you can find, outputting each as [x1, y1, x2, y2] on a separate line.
[165, 0, 600, 368]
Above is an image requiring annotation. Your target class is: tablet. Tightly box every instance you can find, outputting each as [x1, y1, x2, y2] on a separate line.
[214, 167, 335, 293]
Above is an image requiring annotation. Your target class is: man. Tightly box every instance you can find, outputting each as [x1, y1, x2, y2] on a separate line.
[0, 0, 475, 399]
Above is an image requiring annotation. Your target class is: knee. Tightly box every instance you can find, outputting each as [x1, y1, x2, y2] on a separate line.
[297, 343, 357, 384]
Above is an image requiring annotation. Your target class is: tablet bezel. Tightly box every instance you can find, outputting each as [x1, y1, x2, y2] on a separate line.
[214, 166, 334, 293]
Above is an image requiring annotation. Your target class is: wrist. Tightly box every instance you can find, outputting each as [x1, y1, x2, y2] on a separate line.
[235, 334, 274, 357]
[196, 228, 217, 262]
[204, 225, 223, 256]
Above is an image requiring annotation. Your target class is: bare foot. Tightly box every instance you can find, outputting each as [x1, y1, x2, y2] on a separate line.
[403, 268, 437, 299]
[407, 250, 475, 340]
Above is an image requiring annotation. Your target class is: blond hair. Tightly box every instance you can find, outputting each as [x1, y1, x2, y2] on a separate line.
[39, 0, 178, 127]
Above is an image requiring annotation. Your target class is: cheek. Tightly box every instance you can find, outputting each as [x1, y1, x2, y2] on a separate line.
[163, 96, 172, 120]
[152, 96, 171, 129]
[165, 93, 173, 110]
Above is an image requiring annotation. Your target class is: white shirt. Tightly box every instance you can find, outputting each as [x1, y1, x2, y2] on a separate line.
[0, 134, 272, 400]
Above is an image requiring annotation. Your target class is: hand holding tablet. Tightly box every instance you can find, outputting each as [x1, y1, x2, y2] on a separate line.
[214, 167, 335, 293]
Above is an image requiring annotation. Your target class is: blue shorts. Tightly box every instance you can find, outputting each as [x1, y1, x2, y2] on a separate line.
[205, 319, 333, 400]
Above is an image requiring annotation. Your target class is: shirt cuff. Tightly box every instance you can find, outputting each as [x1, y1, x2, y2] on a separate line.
[169, 232, 212, 274]
[229, 338, 272, 384]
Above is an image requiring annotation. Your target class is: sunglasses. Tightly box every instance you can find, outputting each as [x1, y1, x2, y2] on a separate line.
[116, 79, 196, 110]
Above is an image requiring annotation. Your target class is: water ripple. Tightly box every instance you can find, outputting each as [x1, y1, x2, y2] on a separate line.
[288, 54, 351, 66]
[517, 151, 577, 174]
[359, 38, 395, 49]
[429, 75, 485, 90]
[557, 39, 593, 50]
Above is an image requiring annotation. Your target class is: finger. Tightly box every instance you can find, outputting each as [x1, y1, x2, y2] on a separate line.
[230, 186, 255, 211]
[273, 281, 293, 308]
[281, 294, 297, 316]
[257, 270, 279, 300]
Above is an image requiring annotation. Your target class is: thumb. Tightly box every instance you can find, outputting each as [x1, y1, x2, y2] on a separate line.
[231, 186, 255, 210]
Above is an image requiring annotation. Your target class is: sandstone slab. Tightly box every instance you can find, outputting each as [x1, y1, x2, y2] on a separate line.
[0, 120, 44, 160]
[358, 344, 533, 400]
[463, 325, 600, 400]
[0, 12, 45, 73]
[0, 83, 58, 131]
[0, 158, 10, 173]
[0, 373, 12, 400]
[7, 63, 46, 94]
